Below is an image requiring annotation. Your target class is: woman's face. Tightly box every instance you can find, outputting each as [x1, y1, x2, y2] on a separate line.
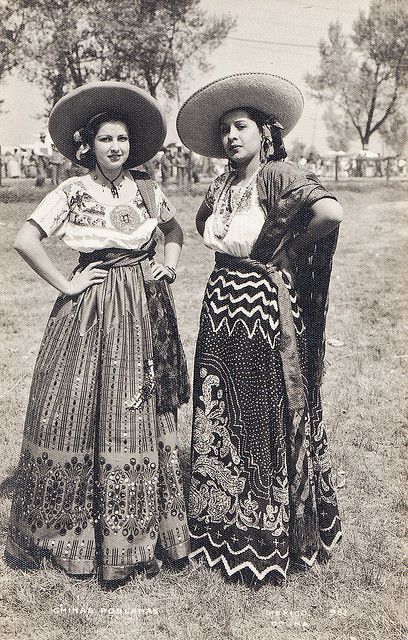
[93, 120, 130, 173]
[219, 109, 262, 165]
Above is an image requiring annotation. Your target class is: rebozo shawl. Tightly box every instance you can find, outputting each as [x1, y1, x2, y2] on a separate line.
[251, 161, 339, 390]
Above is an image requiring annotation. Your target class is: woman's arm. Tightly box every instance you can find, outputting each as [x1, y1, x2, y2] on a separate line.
[291, 197, 343, 252]
[14, 220, 108, 295]
[152, 217, 183, 281]
[196, 199, 212, 237]
[271, 197, 343, 269]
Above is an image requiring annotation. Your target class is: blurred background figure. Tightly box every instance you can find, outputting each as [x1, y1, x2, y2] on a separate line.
[188, 150, 203, 184]
[26, 150, 38, 178]
[49, 143, 66, 185]
[33, 131, 52, 181]
[6, 149, 20, 178]
[160, 147, 173, 186]
[174, 145, 187, 186]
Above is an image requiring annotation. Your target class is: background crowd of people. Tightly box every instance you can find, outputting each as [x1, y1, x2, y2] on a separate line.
[1, 136, 407, 186]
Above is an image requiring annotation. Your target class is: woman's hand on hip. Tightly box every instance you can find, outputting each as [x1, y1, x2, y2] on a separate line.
[65, 261, 108, 296]
[150, 261, 176, 283]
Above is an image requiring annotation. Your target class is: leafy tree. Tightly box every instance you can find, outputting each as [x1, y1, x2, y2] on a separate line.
[323, 106, 354, 152]
[89, 0, 235, 100]
[306, 0, 408, 149]
[379, 104, 408, 156]
[10, 0, 235, 110]
[11, 0, 99, 109]
[0, 0, 25, 110]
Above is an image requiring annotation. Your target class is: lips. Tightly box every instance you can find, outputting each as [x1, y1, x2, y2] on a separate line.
[229, 145, 242, 152]
[108, 155, 122, 160]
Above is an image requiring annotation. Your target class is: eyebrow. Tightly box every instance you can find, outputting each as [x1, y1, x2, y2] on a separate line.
[220, 118, 250, 126]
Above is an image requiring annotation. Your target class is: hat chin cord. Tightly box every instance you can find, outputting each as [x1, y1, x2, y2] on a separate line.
[94, 161, 124, 198]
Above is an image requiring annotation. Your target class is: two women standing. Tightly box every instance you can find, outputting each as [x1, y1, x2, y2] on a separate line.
[6, 73, 342, 586]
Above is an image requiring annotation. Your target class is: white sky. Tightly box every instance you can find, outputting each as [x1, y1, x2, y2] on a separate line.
[0, 0, 372, 153]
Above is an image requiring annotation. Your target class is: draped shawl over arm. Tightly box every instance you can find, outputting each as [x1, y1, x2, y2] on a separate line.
[251, 161, 339, 388]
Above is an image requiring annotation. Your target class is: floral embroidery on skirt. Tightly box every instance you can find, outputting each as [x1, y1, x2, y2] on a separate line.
[189, 262, 341, 582]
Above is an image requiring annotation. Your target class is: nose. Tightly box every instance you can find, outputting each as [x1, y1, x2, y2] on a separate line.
[227, 126, 238, 141]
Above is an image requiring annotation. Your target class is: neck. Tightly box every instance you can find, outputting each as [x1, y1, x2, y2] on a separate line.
[235, 155, 260, 181]
[94, 163, 124, 183]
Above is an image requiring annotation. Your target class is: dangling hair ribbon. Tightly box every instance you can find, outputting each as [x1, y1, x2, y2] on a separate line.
[73, 129, 91, 161]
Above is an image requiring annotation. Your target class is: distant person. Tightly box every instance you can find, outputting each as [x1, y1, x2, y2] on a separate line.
[5, 81, 190, 587]
[174, 145, 187, 186]
[160, 148, 173, 186]
[177, 72, 343, 584]
[189, 151, 203, 184]
[6, 151, 20, 178]
[49, 143, 65, 185]
[26, 151, 38, 178]
[33, 132, 52, 180]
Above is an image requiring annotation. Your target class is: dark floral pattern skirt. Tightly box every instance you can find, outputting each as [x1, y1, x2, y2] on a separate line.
[6, 260, 190, 580]
[189, 262, 341, 582]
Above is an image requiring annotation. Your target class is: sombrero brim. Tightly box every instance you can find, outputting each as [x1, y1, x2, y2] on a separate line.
[48, 81, 166, 168]
[176, 73, 304, 158]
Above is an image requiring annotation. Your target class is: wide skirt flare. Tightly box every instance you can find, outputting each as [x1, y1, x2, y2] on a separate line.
[188, 261, 341, 582]
[6, 259, 190, 580]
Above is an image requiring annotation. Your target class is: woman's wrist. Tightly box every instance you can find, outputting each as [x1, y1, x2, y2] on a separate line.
[164, 265, 177, 283]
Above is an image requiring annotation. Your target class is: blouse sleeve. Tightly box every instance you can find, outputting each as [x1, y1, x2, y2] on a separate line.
[153, 183, 176, 223]
[27, 186, 70, 237]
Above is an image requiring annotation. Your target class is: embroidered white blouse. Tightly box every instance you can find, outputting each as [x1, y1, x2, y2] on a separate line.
[203, 172, 265, 258]
[28, 172, 174, 253]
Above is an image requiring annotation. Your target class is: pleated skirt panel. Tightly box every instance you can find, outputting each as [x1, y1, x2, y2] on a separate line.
[6, 261, 190, 580]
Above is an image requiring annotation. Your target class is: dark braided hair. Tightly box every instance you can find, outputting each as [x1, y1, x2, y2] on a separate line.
[223, 107, 287, 168]
[244, 107, 287, 162]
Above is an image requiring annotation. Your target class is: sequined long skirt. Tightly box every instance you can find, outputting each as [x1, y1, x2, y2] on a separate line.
[188, 262, 341, 582]
[6, 260, 190, 580]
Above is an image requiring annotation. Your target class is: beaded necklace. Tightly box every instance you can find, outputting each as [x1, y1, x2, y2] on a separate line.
[214, 166, 261, 239]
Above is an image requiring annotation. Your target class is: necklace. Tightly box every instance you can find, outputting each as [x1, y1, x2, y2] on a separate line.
[93, 163, 124, 198]
[214, 167, 261, 239]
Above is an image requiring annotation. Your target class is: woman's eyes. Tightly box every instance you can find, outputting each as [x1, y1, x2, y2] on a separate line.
[97, 136, 128, 142]
[220, 124, 247, 134]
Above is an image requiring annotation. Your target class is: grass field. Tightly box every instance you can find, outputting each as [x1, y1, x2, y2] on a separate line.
[0, 178, 407, 640]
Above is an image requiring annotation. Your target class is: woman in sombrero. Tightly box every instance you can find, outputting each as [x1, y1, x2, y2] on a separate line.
[5, 81, 190, 584]
[177, 73, 343, 583]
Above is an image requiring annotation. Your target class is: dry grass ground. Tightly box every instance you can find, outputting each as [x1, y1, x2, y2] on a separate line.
[0, 178, 406, 640]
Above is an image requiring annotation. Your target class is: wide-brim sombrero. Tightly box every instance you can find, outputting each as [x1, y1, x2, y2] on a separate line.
[176, 73, 303, 158]
[48, 81, 166, 168]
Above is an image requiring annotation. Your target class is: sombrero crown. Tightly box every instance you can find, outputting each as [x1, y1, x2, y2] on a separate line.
[176, 73, 303, 158]
[49, 81, 166, 168]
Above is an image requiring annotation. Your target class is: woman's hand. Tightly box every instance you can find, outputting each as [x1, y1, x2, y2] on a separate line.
[65, 261, 108, 296]
[272, 247, 293, 272]
[150, 261, 176, 283]
[212, 215, 228, 240]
